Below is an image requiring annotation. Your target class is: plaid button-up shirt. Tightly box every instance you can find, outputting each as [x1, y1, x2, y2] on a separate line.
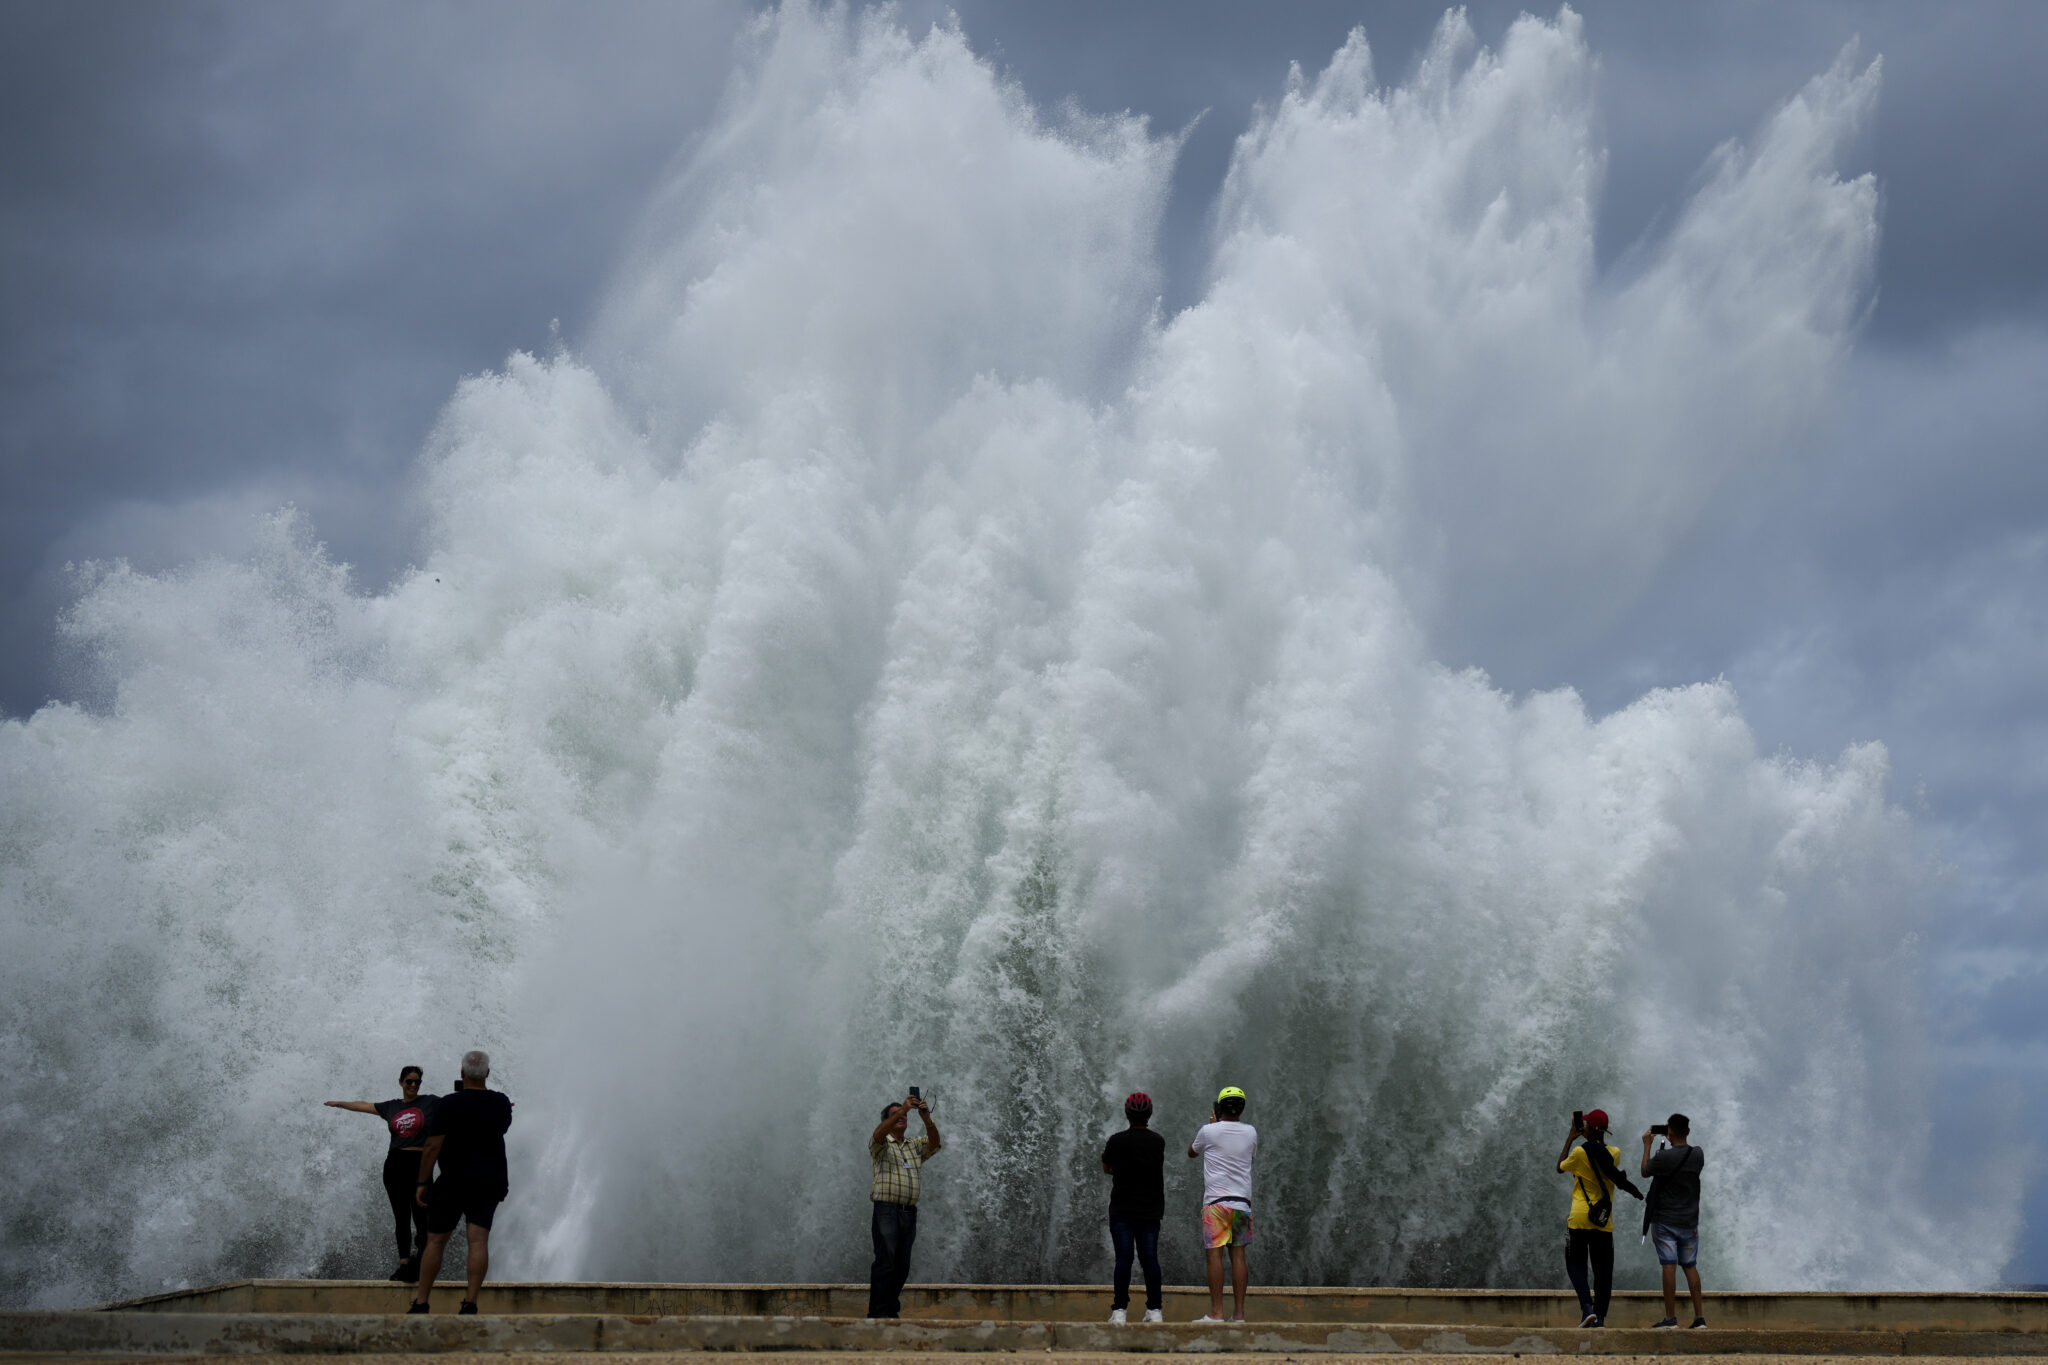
[869, 1133, 932, 1206]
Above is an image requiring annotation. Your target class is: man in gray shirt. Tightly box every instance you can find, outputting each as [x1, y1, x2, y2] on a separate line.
[1640, 1114, 1705, 1328]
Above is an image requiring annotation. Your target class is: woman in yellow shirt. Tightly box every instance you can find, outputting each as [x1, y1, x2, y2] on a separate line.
[1555, 1109, 1643, 1327]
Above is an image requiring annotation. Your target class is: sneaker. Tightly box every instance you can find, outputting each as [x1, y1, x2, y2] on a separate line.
[1108, 1309, 1126, 1325]
[388, 1261, 417, 1284]
[406, 1301, 429, 1315]
[1691, 1317, 1708, 1329]
[1652, 1317, 1678, 1328]
[1143, 1309, 1163, 1324]
[458, 1300, 478, 1316]
[1195, 1315, 1226, 1323]
[1578, 1313, 1599, 1328]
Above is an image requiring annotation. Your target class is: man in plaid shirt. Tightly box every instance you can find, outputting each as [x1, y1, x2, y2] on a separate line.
[867, 1093, 941, 1318]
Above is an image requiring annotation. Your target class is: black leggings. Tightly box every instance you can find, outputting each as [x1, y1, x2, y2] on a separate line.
[1564, 1228, 1613, 1322]
[382, 1150, 429, 1263]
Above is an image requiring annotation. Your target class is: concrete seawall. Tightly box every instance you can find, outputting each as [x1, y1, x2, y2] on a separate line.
[101, 1281, 2048, 1333]
[13, 1309, 2048, 1357]
[1, 1282, 2031, 1358]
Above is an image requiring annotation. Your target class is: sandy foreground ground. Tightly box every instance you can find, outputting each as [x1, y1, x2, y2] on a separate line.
[8, 1356, 2046, 1365]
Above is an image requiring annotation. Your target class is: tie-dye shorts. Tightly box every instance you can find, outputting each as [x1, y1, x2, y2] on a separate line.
[1202, 1202, 1253, 1248]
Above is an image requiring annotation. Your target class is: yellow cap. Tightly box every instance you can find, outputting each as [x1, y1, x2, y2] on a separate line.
[1217, 1086, 1247, 1103]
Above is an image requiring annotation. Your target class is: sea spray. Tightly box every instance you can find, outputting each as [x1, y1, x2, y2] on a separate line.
[0, 4, 2013, 1306]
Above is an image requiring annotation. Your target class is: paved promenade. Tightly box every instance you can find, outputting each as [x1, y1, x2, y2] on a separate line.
[95, 1283, 2048, 1333]
[10, 1356, 2047, 1365]
[2, 1282, 2042, 1358]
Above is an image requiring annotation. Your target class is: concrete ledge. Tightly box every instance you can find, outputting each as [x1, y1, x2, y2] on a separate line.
[99, 1284, 2048, 1334]
[13, 1311, 2048, 1357]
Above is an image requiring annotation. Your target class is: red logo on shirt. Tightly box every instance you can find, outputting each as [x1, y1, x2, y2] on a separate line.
[389, 1106, 427, 1140]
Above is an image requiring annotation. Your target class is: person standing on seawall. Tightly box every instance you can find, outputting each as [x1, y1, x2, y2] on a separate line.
[867, 1092, 941, 1319]
[1101, 1092, 1165, 1324]
[323, 1065, 439, 1282]
[1556, 1107, 1643, 1327]
[408, 1051, 513, 1315]
[1641, 1114, 1707, 1329]
[1188, 1086, 1257, 1324]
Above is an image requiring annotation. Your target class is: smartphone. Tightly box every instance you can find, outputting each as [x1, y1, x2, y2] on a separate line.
[908, 1086, 921, 1100]
[1572, 1110, 1583, 1127]
[1651, 1124, 1668, 1136]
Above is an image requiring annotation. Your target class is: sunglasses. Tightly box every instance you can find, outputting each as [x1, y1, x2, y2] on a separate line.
[401, 1077, 422, 1086]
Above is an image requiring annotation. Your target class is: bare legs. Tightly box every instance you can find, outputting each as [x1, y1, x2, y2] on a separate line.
[1203, 1245, 1250, 1320]
[464, 1225, 490, 1303]
[412, 1232, 450, 1307]
[411, 1225, 489, 1308]
[1661, 1263, 1704, 1320]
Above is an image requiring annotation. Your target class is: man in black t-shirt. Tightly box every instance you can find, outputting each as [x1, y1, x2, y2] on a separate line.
[1640, 1113, 1707, 1328]
[1100, 1092, 1166, 1324]
[408, 1050, 513, 1315]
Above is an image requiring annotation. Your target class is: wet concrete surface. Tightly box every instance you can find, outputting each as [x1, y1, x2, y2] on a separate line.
[10, 1312, 2048, 1358]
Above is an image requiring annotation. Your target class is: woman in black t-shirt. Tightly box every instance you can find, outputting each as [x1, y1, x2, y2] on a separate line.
[324, 1066, 440, 1282]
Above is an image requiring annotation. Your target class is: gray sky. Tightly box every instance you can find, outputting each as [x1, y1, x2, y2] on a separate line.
[4, 0, 2047, 1277]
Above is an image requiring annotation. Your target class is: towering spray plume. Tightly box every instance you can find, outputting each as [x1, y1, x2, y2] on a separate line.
[0, 5, 2013, 1306]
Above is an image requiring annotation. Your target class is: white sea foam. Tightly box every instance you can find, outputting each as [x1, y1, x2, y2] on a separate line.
[0, 4, 2013, 1305]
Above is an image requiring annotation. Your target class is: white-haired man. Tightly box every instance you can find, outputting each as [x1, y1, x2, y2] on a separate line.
[409, 1051, 513, 1314]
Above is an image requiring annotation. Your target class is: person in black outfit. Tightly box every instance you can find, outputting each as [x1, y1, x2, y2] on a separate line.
[408, 1050, 513, 1315]
[1101, 1092, 1165, 1324]
[1641, 1114, 1707, 1328]
[324, 1065, 439, 1282]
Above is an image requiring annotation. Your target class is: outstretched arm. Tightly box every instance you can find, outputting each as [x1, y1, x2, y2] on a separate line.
[1640, 1130, 1656, 1177]
[324, 1100, 378, 1114]
[917, 1100, 941, 1155]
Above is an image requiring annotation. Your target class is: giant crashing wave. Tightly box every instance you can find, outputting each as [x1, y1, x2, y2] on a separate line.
[0, 3, 2014, 1307]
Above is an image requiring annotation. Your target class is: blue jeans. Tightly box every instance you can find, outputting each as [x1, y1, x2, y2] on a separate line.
[1109, 1216, 1161, 1311]
[868, 1200, 917, 1318]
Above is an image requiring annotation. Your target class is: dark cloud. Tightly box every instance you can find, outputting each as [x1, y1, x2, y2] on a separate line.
[0, 0, 747, 713]
[7, 0, 2042, 713]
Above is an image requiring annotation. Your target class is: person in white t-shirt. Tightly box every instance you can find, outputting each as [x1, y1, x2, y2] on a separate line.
[1187, 1086, 1257, 1323]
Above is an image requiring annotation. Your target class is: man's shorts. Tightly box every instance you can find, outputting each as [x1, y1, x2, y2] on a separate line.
[1650, 1222, 1699, 1267]
[1202, 1202, 1253, 1249]
[425, 1178, 506, 1235]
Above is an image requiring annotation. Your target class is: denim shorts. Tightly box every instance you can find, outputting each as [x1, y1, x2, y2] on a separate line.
[1650, 1222, 1698, 1267]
